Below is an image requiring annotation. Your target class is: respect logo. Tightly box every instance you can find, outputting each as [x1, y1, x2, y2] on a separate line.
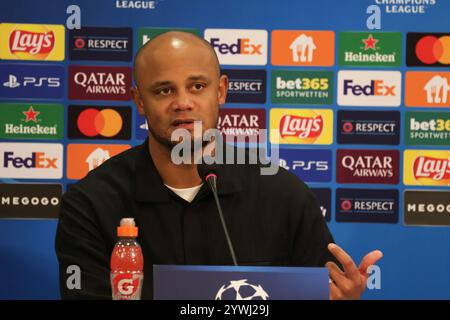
[0, 23, 65, 61]
[271, 30, 334, 66]
[270, 109, 333, 145]
[404, 150, 450, 186]
[405, 72, 450, 107]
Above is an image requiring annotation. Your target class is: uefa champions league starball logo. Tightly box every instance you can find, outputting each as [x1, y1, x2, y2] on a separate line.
[215, 279, 269, 300]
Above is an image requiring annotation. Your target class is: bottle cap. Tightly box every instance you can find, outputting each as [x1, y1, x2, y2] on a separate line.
[117, 218, 138, 237]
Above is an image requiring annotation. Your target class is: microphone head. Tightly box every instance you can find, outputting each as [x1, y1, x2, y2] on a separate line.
[197, 162, 220, 182]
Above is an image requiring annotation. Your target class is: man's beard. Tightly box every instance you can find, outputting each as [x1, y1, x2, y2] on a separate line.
[148, 116, 218, 153]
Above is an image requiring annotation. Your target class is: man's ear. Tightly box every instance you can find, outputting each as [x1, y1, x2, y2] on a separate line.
[218, 74, 228, 106]
[131, 87, 145, 116]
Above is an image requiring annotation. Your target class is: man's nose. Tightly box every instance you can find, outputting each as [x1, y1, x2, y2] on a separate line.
[171, 90, 194, 112]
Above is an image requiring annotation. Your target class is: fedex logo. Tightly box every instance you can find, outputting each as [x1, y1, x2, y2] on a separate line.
[210, 38, 262, 55]
[343, 80, 396, 96]
[0, 143, 62, 179]
[3, 152, 57, 169]
[205, 29, 267, 65]
[338, 71, 401, 107]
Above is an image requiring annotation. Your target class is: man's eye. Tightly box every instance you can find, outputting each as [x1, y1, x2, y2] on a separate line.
[192, 83, 205, 91]
[157, 88, 172, 95]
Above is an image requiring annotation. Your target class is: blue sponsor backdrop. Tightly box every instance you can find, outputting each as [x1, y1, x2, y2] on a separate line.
[0, 0, 450, 300]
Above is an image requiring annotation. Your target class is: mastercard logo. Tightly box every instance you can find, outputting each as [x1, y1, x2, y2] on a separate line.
[416, 36, 450, 65]
[77, 108, 123, 137]
[407, 33, 450, 67]
[68, 106, 131, 140]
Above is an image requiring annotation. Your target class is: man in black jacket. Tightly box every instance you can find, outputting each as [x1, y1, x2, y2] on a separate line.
[55, 31, 382, 300]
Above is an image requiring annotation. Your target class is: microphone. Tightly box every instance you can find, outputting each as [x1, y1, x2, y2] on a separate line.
[197, 163, 238, 266]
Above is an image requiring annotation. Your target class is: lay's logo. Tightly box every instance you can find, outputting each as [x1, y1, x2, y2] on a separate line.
[270, 109, 333, 145]
[404, 150, 450, 186]
[0, 23, 65, 61]
[414, 156, 450, 181]
[279, 114, 323, 139]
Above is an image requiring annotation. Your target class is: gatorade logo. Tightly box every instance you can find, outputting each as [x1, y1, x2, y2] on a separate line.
[0, 23, 65, 61]
[338, 71, 401, 106]
[111, 274, 142, 299]
[204, 29, 267, 65]
[0, 143, 63, 179]
[271, 30, 334, 66]
[404, 150, 450, 186]
[68, 106, 131, 140]
[270, 109, 333, 145]
[407, 33, 450, 67]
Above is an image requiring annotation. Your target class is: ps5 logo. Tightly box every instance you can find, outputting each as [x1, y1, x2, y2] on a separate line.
[3, 74, 61, 88]
[280, 159, 328, 171]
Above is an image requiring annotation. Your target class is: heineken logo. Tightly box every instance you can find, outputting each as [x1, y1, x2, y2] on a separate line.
[22, 106, 40, 123]
[0, 103, 63, 139]
[339, 32, 402, 67]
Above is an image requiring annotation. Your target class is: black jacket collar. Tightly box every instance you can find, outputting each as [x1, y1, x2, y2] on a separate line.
[134, 139, 243, 203]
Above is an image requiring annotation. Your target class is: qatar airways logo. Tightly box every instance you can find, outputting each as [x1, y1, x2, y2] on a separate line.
[414, 156, 450, 181]
[279, 114, 323, 139]
[69, 66, 131, 101]
[337, 149, 399, 184]
[9, 30, 55, 55]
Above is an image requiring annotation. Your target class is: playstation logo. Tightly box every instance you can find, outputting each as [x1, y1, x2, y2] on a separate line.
[3, 74, 20, 88]
[139, 121, 148, 130]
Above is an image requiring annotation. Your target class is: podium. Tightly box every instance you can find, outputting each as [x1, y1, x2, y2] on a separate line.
[153, 265, 329, 300]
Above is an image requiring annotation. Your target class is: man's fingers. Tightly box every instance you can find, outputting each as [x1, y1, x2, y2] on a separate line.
[358, 250, 383, 275]
[329, 281, 344, 300]
[328, 243, 360, 283]
[326, 261, 351, 292]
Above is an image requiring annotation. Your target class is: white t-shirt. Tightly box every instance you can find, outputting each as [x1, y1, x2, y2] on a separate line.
[164, 184, 203, 203]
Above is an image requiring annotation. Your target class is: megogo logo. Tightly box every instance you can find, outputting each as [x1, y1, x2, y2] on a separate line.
[0, 23, 65, 61]
[337, 149, 399, 184]
[338, 71, 401, 106]
[0, 143, 63, 179]
[407, 33, 450, 67]
[405, 112, 450, 146]
[0, 183, 61, 219]
[404, 150, 450, 186]
[204, 29, 267, 65]
[405, 72, 450, 107]
[404, 190, 450, 226]
[68, 106, 131, 140]
[270, 109, 333, 145]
